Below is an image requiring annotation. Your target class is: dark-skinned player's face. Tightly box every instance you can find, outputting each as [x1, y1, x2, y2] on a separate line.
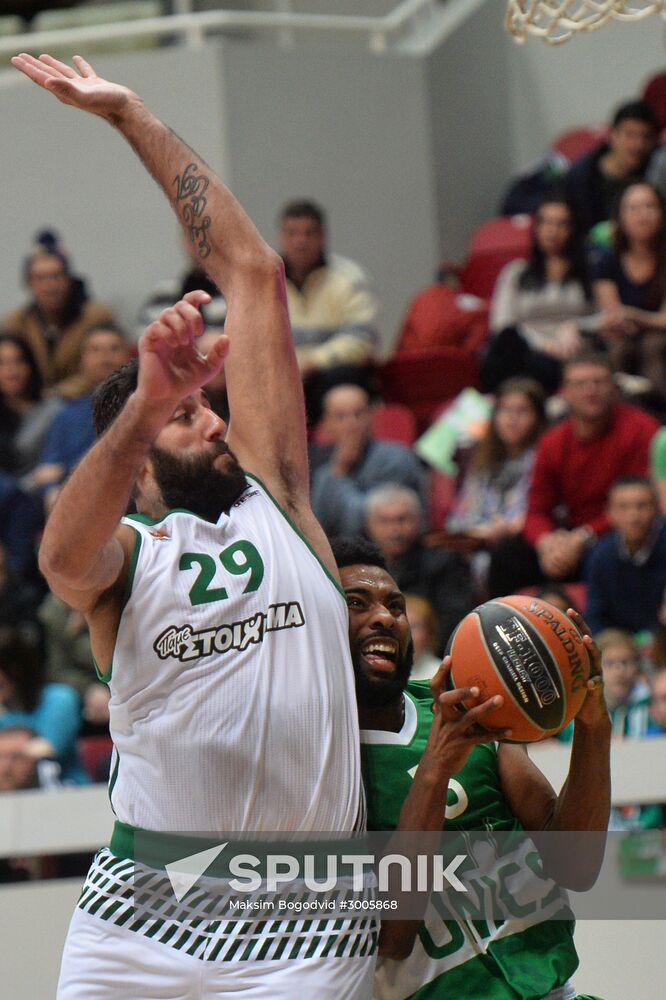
[340, 563, 413, 708]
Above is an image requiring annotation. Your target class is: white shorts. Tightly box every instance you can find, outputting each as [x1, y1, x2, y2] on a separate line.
[58, 907, 376, 1000]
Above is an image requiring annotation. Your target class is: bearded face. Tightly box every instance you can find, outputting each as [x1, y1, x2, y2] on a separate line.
[149, 442, 248, 523]
[350, 631, 414, 709]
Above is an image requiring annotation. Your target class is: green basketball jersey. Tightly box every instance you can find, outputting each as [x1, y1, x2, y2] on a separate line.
[360, 685, 579, 1000]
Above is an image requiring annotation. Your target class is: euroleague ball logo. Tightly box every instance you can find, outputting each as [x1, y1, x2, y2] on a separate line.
[493, 615, 560, 707]
[448, 595, 591, 741]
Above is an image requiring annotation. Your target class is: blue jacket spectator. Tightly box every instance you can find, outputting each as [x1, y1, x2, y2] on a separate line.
[311, 384, 426, 537]
[39, 394, 95, 477]
[585, 477, 666, 635]
[33, 325, 129, 506]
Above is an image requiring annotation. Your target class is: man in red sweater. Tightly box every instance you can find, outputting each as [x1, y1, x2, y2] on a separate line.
[488, 353, 659, 596]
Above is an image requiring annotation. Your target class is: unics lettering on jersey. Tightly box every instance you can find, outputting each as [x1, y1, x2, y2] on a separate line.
[153, 602, 305, 662]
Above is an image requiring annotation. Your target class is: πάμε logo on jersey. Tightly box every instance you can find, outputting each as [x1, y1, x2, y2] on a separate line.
[153, 602, 305, 662]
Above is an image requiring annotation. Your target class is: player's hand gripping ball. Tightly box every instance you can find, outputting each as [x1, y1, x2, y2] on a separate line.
[446, 596, 591, 742]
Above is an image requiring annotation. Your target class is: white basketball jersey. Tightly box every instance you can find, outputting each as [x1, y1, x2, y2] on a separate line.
[106, 476, 362, 834]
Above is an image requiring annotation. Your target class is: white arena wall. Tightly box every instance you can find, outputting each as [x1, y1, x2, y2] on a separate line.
[0, 1, 664, 351]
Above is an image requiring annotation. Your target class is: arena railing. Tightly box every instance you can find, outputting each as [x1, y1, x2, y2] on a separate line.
[0, 735, 664, 858]
[0, 0, 440, 59]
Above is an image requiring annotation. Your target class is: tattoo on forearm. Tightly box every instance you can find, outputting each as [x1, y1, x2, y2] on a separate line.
[174, 162, 212, 259]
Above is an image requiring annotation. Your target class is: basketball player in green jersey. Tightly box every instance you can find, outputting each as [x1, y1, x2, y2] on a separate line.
[333, 537, 610, 1000]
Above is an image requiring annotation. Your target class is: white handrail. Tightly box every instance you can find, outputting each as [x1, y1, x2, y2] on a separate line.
[0, 0, 438, 58]
[0, 736, 664, 858]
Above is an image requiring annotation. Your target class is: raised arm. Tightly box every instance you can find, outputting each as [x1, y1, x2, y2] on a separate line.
[38, 293, 228, 620]
[12, 53, 309, 513]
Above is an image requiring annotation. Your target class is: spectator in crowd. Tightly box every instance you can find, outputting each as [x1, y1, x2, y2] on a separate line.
[488, 353, 659, 596]
[34, 324, 129, 509]
[585, 476, 666, 636]
[594, 182, 666, 402]
[565, 100, 658, 235]
[37, 591, 110, 736]
[279, 200, 378, 424]
[0, 626, 88, 785]
[0, 726, 41, 792]
[311, 384, 426, 536]
[405, 593, 441, 683]
[446, 377, 546, 577]
[0, 333, 63, 487]
[584, 629, 649, 739]
[134, 231, 226, 342]
[483, 197, 594, 393]
[647, 665, 666, 735]
[2, 230, 116, 387]
[0, 471, 40, 581]
[651, 424, 666, 514]
[364, 483, 474, 649]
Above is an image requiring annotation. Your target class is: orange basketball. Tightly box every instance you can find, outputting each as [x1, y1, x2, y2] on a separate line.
[446, 595, 591, 742]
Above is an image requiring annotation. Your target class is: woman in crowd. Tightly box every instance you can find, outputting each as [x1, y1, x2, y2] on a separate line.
[594, 181, 666, 400]
[0, 334, 62, 487]
[2, 230, 115, 387]
[446, 376, 546, 548]
[483, 195, 594, 393]
[0, 626, 89, 785]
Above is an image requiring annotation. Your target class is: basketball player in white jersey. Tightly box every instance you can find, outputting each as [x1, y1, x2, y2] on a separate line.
[12, 53, 376, 998]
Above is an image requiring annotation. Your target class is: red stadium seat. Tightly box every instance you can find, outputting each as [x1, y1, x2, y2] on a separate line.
[551, 125, 607, 163]
[427, 469, 457, 530]
[394, 284, 489, 355]
[456, 215, 533, 300]
[371, 403, 418, 446]
[377, 349, 480, 435]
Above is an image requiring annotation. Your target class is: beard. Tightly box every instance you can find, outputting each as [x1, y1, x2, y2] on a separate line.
[352, 637, 414, 709]
[150, 443, 248, 523]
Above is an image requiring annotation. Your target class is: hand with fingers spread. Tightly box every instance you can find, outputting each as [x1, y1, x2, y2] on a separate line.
[137, 290, 230, 409]
[566, 608, 610, 731]
[11, 53, 138, 122]
[420, 658, 511, 783]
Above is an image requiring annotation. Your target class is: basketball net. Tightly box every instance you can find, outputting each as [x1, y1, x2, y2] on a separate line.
[505, 1, 666, 44]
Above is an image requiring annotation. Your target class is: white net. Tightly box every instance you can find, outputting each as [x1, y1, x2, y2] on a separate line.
[505, 1, 666, 44]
